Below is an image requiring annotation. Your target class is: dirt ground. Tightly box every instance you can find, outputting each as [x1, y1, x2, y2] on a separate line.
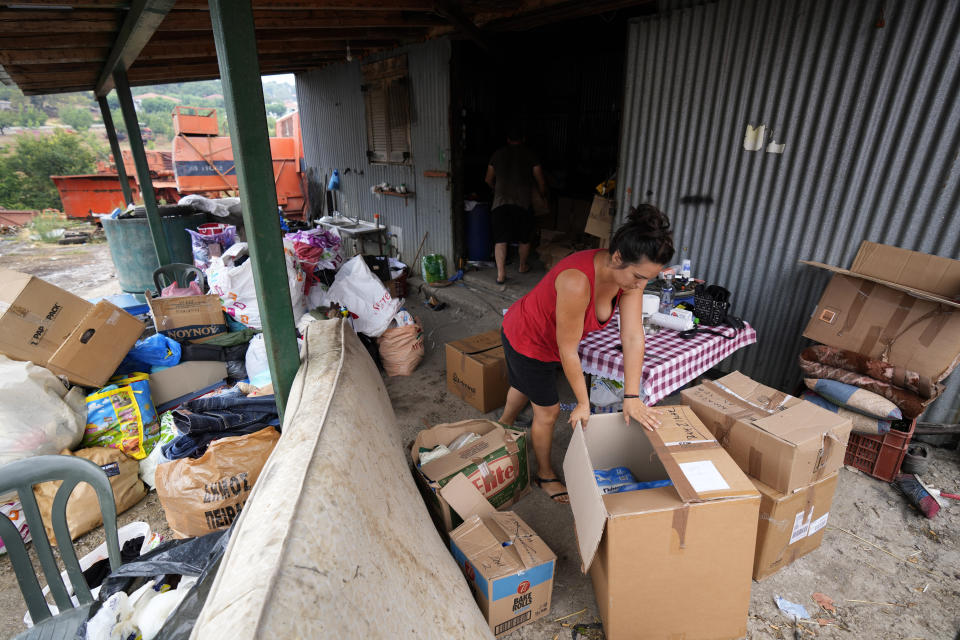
[0, 237, 958, 639]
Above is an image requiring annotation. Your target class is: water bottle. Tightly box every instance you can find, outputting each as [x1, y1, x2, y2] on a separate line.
[659, 273, 675, 314]
[680, 258, 692, 283]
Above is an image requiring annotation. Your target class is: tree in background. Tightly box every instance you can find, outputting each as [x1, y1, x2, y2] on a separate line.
[141, 97, 178, 114]
[0, 110, 14, 135]
[16, 105, 47, 128]
[0, 130, 98, 210]
[266, 115, 277, 135]
[61, 107, 94, 131]
[265, 102, 286, 117]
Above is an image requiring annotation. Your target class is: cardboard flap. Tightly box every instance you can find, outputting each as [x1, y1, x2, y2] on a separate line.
[851, 242, 960, 300]
[709, 372, 796, 413]
[800, 256, 960, 309]
[447, 330, 502, 355]
[562, 423, 608, 572]
[750, 402, 848, 445]
[440, 473, 496, 521]
[643, 407, 758, 502]
[488, 512, 547, 571]
[47, 301, 143, 387]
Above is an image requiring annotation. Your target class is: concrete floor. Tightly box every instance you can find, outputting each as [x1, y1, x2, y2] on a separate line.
[0, 239, 957, 639]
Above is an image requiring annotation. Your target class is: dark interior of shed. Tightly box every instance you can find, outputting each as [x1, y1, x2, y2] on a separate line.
[452, 10, 647, 249]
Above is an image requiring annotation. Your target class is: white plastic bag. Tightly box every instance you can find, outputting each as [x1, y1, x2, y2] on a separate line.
[206, 241, 307, 329]
[245, 334, 272, 388]
[0, 355, 85, 467]
[325, 255, 401, 337]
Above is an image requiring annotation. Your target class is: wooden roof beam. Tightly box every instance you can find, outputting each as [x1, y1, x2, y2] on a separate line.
[157, 10, 446, 31]
[95, 0, 176, 96]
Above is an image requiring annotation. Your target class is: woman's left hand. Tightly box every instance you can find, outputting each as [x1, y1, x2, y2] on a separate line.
[623, 397, 661, 431]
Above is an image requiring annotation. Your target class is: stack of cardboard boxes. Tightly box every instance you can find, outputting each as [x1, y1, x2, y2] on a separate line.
[682, 372, 852, 580]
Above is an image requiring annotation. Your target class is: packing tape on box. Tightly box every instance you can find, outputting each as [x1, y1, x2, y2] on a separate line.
[917, 307, 953, 348]
[671, 505, 689, 551]
[712, 381, 790, 413]
[0, 301, 50, 326]
[841, 280, 876, 334]
[879, 293, 916, 346]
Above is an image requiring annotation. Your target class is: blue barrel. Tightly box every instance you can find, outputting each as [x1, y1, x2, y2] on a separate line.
[465, 202, 492, 261]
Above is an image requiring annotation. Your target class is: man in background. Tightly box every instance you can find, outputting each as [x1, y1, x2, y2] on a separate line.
[485, 125, 547, 284]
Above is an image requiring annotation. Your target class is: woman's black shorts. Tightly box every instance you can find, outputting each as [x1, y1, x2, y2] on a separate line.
[491, 204, 535, 244]
[501, 328, 559, 407]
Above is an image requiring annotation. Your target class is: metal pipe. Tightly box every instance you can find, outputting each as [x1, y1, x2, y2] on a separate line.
[97, 95, 133, 206]
[113, 67, 171, 267]
[209, 0, 300, 416]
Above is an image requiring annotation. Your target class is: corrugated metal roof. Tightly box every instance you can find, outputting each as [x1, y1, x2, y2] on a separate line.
[618, 0, 960, 421]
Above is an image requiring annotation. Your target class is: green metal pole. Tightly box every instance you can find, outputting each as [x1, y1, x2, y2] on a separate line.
[97, 95, 134, 206]
[209, 0, 299, 416]
[113, 67, 171, 266]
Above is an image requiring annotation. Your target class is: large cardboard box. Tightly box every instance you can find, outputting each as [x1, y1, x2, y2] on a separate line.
[564, 406, 760, 640]
[753, 473, 839, 581]
[411, 419, 530, 531]
[681, 372, 851, 494]
[0, 270, 142, 387]
[800, 241, 960, 383]
[443, 475, 556, 637]
[584, 195, 615, 239]
[446, 330, 509, 413]
[147, 294, 227, 343]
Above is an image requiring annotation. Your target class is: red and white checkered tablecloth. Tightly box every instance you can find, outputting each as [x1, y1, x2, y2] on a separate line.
[578, 310, 757, 406]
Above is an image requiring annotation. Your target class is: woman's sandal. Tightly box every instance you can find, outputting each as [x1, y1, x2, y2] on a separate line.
[535, 476, 569, 504]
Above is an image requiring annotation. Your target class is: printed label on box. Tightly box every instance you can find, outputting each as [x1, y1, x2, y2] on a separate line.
[789, 509, 813, 544]
[808, 512, 829, 537]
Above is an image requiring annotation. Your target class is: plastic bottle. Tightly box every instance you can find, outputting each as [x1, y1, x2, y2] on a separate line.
[659, 272, 675, 314]
[680, 258, 691, 282]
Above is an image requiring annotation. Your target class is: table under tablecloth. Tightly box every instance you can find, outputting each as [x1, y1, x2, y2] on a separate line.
[578, 310, 757, 405]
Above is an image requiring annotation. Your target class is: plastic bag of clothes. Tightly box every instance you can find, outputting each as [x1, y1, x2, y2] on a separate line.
[139, 412, 179, 490]
[0, 355, 85, 467]
[0, 501, 30, 555]
[89, 530, 231, 640]
[206, 241, 306, 329]
[186, 226, 236, 270]
[377, 311, 424, 376]
[116, 334, 182, 376]
[154, 427, 279, 538]
[83, 374, 160, 460]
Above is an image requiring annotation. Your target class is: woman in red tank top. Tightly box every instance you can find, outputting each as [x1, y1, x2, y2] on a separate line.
[500, 205, 674, 502]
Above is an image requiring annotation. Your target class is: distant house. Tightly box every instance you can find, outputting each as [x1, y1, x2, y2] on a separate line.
[203, 93, 224, 101]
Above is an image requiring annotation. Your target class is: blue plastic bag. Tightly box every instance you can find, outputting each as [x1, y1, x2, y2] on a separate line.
[116, 334, 182, 375]
[327, 169, 340, 191]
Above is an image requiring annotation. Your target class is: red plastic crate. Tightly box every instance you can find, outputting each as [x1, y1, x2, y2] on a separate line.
[844, 418, 916, 482]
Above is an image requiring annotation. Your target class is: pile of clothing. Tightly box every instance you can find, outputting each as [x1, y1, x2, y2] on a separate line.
[798, 345, 943, 434]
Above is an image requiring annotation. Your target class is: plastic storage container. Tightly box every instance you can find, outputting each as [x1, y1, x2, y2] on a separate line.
[465, 202, 492, 261]
[844, 418, 916, 482]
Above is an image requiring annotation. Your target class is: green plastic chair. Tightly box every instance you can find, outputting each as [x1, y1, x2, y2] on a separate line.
[152, 262, 207, 294]
[0, 455, 121, 639]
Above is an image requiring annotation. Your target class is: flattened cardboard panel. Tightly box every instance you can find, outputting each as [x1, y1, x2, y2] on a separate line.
[803, 273, 960, 380]
[563, 424, 608, 572]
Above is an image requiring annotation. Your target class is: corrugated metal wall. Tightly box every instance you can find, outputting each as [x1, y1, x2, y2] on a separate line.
[619, 0, 960, 421]
[295, 38, 453, 264]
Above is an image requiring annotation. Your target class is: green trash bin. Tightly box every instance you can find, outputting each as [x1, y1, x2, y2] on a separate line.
[102, 212, 208, 297]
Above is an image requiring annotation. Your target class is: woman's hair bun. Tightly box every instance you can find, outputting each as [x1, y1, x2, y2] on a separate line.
[610, 203, 675, 265]
[626, 204, 671, 236]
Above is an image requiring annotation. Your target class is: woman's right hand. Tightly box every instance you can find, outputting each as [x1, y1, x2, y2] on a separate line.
[569, 402, 591, 430]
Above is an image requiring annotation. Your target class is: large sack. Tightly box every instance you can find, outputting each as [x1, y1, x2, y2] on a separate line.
[377, 317, 424, 376]
[33, 447, 146, 544]
[0, 355, 85, 467]
[154, 427, 279, 538]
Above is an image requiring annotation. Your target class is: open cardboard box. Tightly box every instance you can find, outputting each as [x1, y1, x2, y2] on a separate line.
[411, 419, 530, 531]
[563, 406, 760, 640]
[442, 475, 556, 637]
[681, 372, 851, 494]
[801, 241, 960, 382]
